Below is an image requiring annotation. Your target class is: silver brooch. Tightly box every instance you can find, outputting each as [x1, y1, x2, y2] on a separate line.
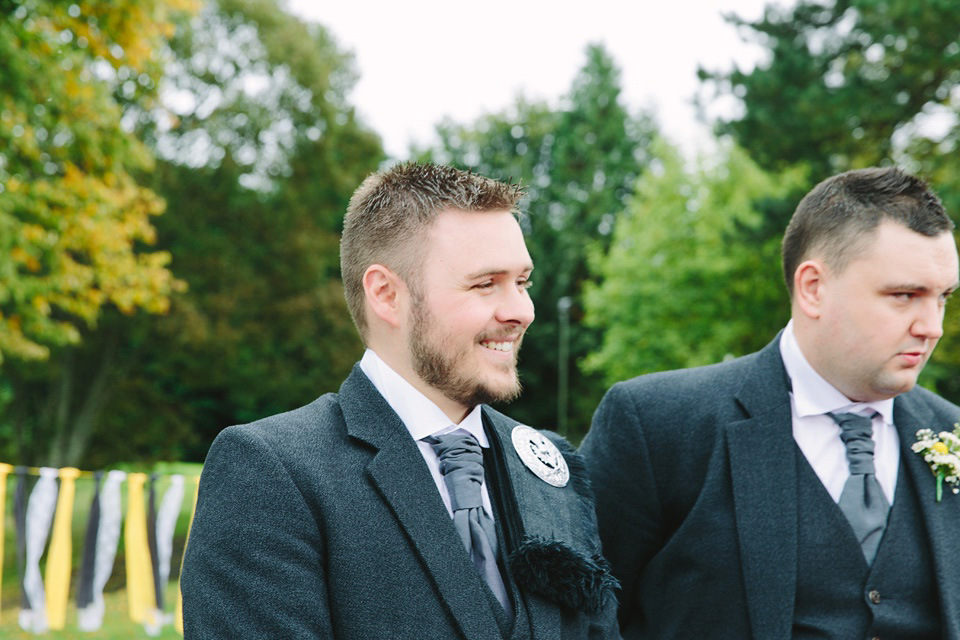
[511, 425, 569, 487]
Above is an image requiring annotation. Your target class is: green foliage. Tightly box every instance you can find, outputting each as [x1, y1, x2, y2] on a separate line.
[701, 0, 960, 178]
[2, 0, 383, 467]
[0, 0, 196, 363]
[584, 139, 806, 384]
[417, 44, 655, 440]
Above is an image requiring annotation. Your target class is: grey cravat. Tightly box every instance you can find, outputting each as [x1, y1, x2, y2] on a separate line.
[828, 412, 890, 565]
[426, 433, 510, 612]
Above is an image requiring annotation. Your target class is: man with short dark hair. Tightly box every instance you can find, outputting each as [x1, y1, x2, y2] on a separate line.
[582, 167, 960, 639]
[181, 163, 620, 639]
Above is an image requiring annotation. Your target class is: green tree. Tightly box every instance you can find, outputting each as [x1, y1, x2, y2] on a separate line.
[584, 139, 805, 384]
[2, 0, 383, 467]
[0, 0, 196, 363]
[418, 44, 655, 440]
[701, 0, 960, 179]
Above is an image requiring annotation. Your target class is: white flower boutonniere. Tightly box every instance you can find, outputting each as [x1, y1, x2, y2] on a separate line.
[912, 425, 960, 503]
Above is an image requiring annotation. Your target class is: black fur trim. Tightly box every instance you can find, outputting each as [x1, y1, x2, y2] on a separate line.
[508, 536, 619, 614]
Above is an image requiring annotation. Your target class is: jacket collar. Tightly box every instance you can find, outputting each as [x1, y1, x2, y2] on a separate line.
[726, 335, 798, 640]
[338, 366, 505, 640]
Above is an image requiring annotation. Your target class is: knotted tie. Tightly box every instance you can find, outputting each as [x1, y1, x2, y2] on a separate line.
[828, 412, 890, 565]
[426, 433, 509, 612]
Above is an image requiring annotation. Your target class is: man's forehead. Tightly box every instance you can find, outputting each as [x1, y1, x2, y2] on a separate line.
[821, 221, 956, 270]
[850, 224, 958, 280]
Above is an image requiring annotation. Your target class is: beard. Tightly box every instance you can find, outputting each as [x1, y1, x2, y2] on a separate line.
[408, 295, 523, 408]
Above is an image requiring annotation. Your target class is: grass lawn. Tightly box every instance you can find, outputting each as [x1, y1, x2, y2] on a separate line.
[0, 582, 183, 639]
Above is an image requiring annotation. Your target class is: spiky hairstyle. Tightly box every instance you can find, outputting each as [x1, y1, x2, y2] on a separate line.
[782, 167, 954, 295]
[340, 162, 524, 340]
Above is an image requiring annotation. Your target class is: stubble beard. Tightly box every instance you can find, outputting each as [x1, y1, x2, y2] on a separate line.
[409, 298, 523, 409]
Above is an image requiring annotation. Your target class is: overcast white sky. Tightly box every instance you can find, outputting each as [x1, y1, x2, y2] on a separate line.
[285, 1, 783, 159]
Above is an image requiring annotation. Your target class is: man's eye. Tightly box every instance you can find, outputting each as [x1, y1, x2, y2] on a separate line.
[474, 282, 494, 290]
[519, 280, 533, 290]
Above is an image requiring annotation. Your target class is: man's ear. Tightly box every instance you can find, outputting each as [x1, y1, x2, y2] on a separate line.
[793, 259, 826, 319]
[363, 264, 407, 329]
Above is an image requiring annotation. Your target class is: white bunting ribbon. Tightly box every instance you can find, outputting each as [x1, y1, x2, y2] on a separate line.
[19, 467, 58, 633]
[77, 470, 127, 631]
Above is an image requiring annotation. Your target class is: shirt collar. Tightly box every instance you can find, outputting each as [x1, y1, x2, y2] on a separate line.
[359, 349, 488, 446]
[779, 320, 894, 423]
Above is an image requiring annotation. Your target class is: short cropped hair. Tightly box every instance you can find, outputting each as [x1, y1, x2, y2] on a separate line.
[340, 162, 524, 340]
[782, 167, 954, 295]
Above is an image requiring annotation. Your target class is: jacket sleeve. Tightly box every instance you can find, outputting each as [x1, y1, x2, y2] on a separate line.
[180, 426, 334, 639]
[580, 382, 662, 634]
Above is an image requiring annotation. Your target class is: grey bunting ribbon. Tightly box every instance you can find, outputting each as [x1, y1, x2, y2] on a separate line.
[425, 433, 509, 612]
[828, 412, 890, 565]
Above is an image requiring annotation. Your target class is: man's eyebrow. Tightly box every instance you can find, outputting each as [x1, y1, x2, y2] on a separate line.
[883, 282, 960, 292]
[465, 265, 534, 280]
[883, 283, 931, 291]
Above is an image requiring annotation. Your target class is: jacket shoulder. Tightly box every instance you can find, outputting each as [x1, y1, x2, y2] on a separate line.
[598, 349, 765, 433]
[217, 392, 341, 444]
[901, 385, 960, 421]
[610, 350, 761, 400]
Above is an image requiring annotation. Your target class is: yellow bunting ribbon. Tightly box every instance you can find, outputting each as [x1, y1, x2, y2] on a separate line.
[0, 462, 12, 623]
[175, 475, 201, 636]
[125, 472, 157, 625]
[45, 467, 81, 630]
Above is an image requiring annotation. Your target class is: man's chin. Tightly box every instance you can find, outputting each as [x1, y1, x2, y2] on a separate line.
[871, 374, 920, 400]
[477, 375, 522, 405]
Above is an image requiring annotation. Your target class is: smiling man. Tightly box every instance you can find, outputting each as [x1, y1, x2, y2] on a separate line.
[582, 167, 960, 639]
[181, 163, 620, 639]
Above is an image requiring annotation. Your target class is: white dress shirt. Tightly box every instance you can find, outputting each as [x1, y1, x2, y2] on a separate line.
[359, 349, 510, 605]
[779, 321, 899, 505]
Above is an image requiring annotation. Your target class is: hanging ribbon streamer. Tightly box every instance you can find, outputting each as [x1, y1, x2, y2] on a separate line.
[20, 467, 59, 633]
[125, 472, 157, 628]
[77, 470, 126, 631]
[76, 472, 103, 628]
[0, 463, 11, 622]
[0, 463, 196, 635]
[45, 467, 80, 629]
[14, 467, 29, 622]
[175, 475, 200, 636]
[145, 473, 162, 636]
[156, 475, 185, 599]
[152, 474, 185, 633]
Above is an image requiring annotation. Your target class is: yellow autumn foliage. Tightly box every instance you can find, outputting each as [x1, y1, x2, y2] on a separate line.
[0, 0, 198, 363]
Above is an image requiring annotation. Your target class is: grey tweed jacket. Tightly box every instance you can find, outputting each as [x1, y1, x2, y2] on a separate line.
[581, 335, 960, 640]
[181, 365, 620, 639]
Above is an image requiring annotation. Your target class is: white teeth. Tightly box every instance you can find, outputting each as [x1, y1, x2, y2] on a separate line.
[482, 341, 513, 352]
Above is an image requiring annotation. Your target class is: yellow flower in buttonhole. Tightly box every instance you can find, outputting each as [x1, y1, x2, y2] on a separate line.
[912, 425, 960, 502]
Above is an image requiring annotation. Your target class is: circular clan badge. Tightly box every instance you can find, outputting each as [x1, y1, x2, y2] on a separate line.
[511, 425, 570, 487]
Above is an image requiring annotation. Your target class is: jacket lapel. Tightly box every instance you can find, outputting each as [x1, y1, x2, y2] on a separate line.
[725, 338, 798, 640]
[893, 394, 960, 639]
[339, 367, 501, 640]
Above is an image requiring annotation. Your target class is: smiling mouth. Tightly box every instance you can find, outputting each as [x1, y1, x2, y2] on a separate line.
[481, 340, 514, 352]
